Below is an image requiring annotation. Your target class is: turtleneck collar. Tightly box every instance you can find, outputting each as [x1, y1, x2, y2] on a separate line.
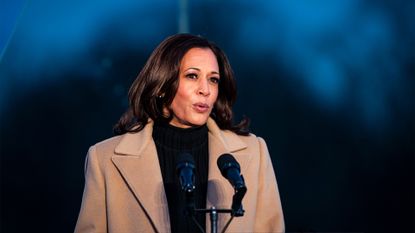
[152, 120, 208, 151]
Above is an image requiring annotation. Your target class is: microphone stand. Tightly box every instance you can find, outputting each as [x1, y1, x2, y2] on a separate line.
[188, 186, 247, 233]
[193, 206, 231, 233]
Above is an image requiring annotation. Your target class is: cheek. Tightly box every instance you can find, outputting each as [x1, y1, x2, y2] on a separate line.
[175, 88, 192, 104]
[171, 88, 191, 112]
[175, 81, 192, 99]
[211, 87, 219, 103]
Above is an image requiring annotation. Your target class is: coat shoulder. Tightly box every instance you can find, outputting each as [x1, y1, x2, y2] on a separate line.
[233, 131, 265, 148]
[92, 135, 123, 154]
[218, 128, 268, 157]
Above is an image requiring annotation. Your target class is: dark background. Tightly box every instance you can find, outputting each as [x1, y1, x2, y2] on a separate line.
[1, 0, 414, 232]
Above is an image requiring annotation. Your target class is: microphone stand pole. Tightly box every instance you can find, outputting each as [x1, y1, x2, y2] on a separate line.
[210, 207, 218, 233]
[193, 207, 232, 233]
[185, 184, 247, 233]
[196, 186, 247, 233]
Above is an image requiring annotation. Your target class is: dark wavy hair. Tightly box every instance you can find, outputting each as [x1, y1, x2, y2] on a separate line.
[114, 34, 249, 135]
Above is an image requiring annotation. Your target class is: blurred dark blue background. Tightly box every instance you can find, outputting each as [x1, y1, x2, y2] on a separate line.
[1, 0, 414, 232]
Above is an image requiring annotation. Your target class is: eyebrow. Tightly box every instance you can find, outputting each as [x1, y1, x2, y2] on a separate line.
[185, 67, 220, 75]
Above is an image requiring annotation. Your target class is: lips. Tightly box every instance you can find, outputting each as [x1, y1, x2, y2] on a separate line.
[193, 103, 210, 113]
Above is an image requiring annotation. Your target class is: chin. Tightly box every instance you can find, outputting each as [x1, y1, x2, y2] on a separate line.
[188, 116, 209, 126]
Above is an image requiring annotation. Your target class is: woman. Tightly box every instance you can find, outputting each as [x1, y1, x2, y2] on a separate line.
[75, 34, 284, 233]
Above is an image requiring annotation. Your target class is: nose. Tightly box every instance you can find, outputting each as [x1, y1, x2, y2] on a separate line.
[197, 78, 210, 96]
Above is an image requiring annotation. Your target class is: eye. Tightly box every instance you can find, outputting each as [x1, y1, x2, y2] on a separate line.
[185, 73, 198, 79]
[209, 77, 220, 84]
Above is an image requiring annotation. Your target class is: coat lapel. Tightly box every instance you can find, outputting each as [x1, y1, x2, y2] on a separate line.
[111, 121, 170, 233]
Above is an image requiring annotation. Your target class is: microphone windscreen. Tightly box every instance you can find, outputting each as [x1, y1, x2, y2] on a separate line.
[217, 153, 241, 177]
[176, 152, 195, 172]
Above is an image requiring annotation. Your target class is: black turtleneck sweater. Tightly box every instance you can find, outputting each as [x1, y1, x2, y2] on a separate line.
[152, 121, 209, 233]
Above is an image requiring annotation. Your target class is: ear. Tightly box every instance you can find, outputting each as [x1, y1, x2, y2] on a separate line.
[162, 106, 171, 118]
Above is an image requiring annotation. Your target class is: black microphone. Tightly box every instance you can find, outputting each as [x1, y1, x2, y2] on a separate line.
[217, 153, 246, 191]
[176, 152, 196, 193]
[217, 153, 247, 216]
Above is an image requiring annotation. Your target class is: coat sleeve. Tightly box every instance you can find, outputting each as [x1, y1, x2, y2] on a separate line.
[253, 137, 285, 232]
[74, 146, 107, 233]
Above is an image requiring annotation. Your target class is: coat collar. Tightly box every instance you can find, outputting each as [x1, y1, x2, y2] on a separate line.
[111, 118, 248, 233]
[113, 118, 247, 156]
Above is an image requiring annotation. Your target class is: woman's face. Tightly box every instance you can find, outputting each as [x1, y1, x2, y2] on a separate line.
[168, 47, 220, 128]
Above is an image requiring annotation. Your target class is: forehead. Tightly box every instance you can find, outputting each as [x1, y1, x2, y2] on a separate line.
[180, 48, 219, 70]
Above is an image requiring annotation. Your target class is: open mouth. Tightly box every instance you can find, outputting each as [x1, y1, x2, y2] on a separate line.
[193, 103, 209, 113]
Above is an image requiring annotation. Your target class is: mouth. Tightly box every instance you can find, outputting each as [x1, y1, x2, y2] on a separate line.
[193, 103, 210, 113]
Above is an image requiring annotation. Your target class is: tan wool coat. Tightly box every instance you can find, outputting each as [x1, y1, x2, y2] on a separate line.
[74, 118, 285, 233]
